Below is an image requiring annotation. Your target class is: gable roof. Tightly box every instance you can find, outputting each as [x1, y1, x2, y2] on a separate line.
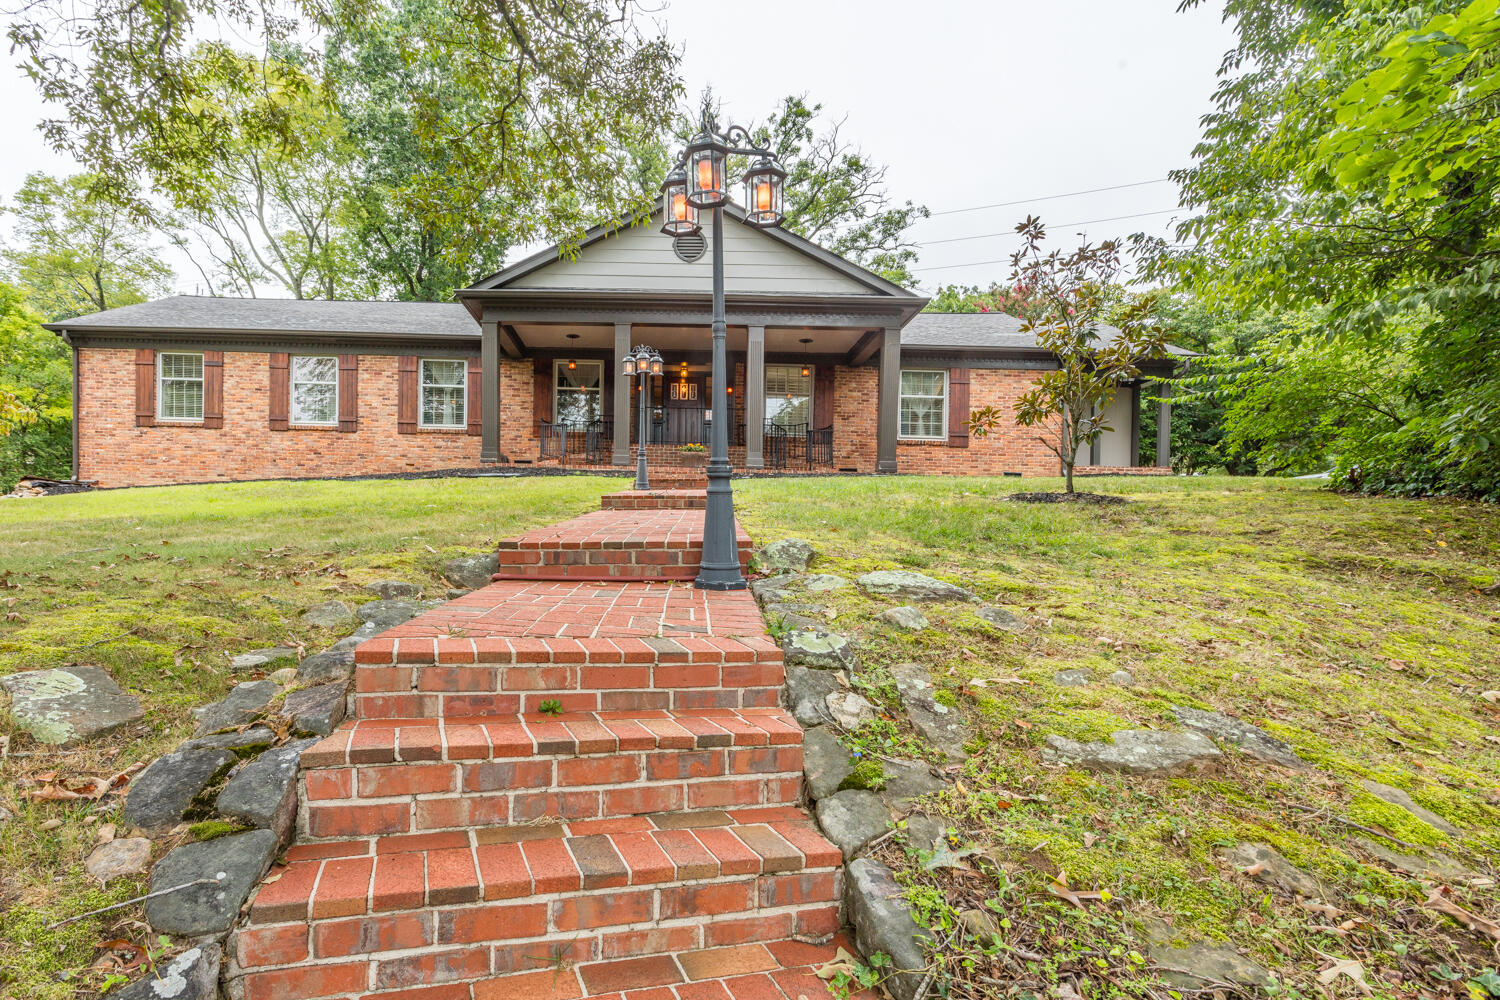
[45, 297, 478, 339]
[902, 311, 1195, 357]
[462, 203, 921, 300]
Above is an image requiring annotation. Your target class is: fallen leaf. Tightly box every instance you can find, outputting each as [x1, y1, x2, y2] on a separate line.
[1318, 956, 1372, 996]
[813, 947, 861, 980]
[1481, 691, 1499, 704]
[1422, 886, 1500, 941]
[1241, 862, 1268, 877]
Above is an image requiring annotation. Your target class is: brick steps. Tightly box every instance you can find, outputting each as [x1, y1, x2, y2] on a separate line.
[233, 812, 841, 1000]
[600, 489, 708, 510]
[298, 711, 806, 839]
[493, 509, 751, 582]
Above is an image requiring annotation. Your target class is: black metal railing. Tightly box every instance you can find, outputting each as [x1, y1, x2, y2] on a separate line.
[538, 420, 614, 465]
[764, 423, 834, 470]
[538, 415, 832, 468]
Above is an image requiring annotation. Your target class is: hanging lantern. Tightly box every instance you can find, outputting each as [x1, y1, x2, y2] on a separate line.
[659, 167, 699, 237]
[622, 356, 636, 376]
[648, 355, 663, 376]
[685, 130, 728, 209]
[799, 337, 813, 379]
[742, 155, 787, 228]
[568, 360, 577, 370]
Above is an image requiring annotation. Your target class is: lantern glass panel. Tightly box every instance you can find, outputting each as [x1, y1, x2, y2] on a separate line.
[687, 147, 726, 208]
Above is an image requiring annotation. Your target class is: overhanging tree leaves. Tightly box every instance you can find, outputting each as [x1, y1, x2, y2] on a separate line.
[967, 218, 1169, 493]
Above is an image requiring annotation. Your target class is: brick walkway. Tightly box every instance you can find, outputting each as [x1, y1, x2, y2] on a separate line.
[227, 491, 864, 1000]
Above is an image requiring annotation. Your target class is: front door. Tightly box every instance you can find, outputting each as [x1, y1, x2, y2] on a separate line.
[661, 372, 706, 445]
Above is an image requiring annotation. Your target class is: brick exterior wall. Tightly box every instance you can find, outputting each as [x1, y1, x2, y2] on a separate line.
[78, 348, 1135, 486]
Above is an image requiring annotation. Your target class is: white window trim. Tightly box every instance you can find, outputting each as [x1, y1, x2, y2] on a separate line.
[290, 355, 340, 427]
[553, 359, 604, 423]
[157, 351, 205, 423]
[419, 358, 468, 428]
[898, 368, 949, 441]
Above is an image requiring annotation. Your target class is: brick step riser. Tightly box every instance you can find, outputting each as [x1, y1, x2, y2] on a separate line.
[492, 548, 752, 582]
[354, 685, 782, 719]
[230, 888, 840, 1000]
[300, 750, 804, 839]
[599, 496, 706, 510]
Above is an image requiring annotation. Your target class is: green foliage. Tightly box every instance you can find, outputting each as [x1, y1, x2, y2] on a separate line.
[0, 283, 72, 490]
[839, 758, 888, 792]
[537, 699, 563, 717]
[187, 819, 248, 841]
[968, 219, 1169, 492]
[1167, 0, 1500, 499]
[2, 173, 170, 319]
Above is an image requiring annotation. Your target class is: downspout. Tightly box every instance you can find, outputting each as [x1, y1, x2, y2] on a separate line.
[71, 339, 80, 481]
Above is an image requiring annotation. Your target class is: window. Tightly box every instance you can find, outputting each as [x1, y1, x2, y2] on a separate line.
[420, 359, 467, 427]
[764, 365, 812, 429]
[555, 360, 603, 426]
[291, 356, 338, 425]
[899, 369, 948, 440]
[158, 352, 204, 421]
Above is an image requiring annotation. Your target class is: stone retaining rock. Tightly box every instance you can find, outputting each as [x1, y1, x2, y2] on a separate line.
[976, 605, 1024, 631]
[890, 662, 971, 761]
[300, 600, 355, 629]
[844, 858, 930, 1000]
[750, 573, 797, 604]
[1138, 917, 1273, 990]
[1219, 841, 1323, 897]
[294, 646, 356, 685]
[1173, 706, 1304, 768]
[781, 627, 857, 670]
[177, 726, 276, 755]
[878, 606, 929, 630]
[282, 683, 347, 736]
[817, 790, 891, 856]
[785, 667, 840, 727]
[192, 680, 280, 736]
[367, 580, 422, 599]
[123, 748, 235, 835]
[1359, 779, 1459, 837]
[228, 648, 298, 673]
[825, 690, 876, 729]
[85, 837, 153, 883]
[1043, 730, 1223, 776]
[1054, 668, 1093, 687]
[857, 570, 976, 603]
[1354, 837, 1473, 881]
[216, 739, 316, 844]
[113, 942, 220, 1000]
[144, 830, 279, 936]
[801, 573, 849, 593]
[802, 726, 854, 800]
[752, 538, 816, 574]
[0, 665, 144, 745]
[1108, 670, 1136, 686]
[444, 552, 500, 590]
[880, 759, 948, 807]
[356, 599, 438, 634]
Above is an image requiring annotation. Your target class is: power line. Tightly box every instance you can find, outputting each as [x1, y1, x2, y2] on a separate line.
[917, 207, 1186, 247]
[925, 178, 1172, 218]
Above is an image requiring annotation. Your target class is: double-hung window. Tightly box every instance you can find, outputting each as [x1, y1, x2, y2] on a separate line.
[420, 359, 467, 428]
[899, 369, 948, 440]
[554, 360, 603, 427]
[158, 352, 204, 422]
[764, 365, 812, 429]
[290, 356, 338, 425]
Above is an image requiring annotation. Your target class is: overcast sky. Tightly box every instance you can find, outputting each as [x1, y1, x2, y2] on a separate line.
[0, 0, 1236, 297]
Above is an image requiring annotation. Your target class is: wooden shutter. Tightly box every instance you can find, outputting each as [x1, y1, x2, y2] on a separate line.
[397, 356, 419, 434]
[268, 353, 290, 431]
[948, 368, 971, 448]
[338, 355, 358, 433]
[533, 359, 552, 427]
[202, 351, 224, 429]
[466, 358, 482, 436]
[134, 349, 156, 427]
[812, 365, 835, 430]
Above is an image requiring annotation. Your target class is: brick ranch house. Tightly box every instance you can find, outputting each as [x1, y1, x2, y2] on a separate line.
[48, 205, 1184, 488]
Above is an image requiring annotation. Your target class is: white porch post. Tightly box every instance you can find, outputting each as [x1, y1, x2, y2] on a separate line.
[612, 322, 631, 465]
[876, 324, 901, 473]
[1155, 381, 1172, 468]
[745, 325, 765, 469]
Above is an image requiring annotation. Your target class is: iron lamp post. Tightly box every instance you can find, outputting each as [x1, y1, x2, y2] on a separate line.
[621, 345, 663, 491]
[662, 111, 787, 591]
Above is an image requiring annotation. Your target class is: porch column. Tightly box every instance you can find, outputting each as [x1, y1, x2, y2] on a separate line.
[1088, 402, 1102, 466]
[876, 324, 901, 473]
[612, 322, 631, 465]
[1155, 381, 1172, 468]
[1129, 383, 1142, 467]
[745, 325, 765, 469]
[480, 319, 500, 464]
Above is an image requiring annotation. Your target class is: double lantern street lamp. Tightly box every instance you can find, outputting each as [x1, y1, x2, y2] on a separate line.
[620, 345, 663, 492]
[658, 113, 788, 591]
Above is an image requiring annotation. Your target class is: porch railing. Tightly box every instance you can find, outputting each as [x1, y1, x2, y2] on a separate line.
[538, 415, 833, 469]
[765, 423, 834, 471]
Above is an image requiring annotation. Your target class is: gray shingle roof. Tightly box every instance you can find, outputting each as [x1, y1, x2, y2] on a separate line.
[47, 296, 479, 337]
[902, 311, 1193, 357]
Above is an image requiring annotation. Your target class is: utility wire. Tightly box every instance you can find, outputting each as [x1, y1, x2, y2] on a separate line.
[924, 178, 1172, 218]
[917, 207, 1186, 247]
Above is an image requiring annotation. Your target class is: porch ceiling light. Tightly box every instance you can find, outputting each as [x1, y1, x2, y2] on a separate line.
[660, 166, 699, 237]
[742, 155, 787, 229]
[685, 129, 729, 209]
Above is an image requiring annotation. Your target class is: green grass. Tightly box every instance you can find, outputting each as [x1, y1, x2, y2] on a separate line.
[1, 472, 1497, 997]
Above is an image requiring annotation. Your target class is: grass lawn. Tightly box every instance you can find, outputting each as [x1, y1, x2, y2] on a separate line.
[1, 473, 1497, 998]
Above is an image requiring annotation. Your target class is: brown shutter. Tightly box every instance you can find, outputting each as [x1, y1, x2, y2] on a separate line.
[533, 359, 552, 427]
[268, 353, 290, 431]
[397, 355, 419, 434]
[134, 349, 156, 427]
[948, 368, 971, 448]
[812, 365, 835, 430]
[338, 355, 358, 432]
[202, 350, 224, 428]
[466, 358, 482, 436]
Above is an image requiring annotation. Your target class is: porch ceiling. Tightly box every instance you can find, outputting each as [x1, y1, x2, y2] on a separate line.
[509, 323, 872, 355]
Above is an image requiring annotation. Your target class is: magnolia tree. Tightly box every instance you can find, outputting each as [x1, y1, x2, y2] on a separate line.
[967, 218, 1169, 493]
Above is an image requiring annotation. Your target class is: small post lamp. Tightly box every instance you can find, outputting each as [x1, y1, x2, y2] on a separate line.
[622, 345, 663, 491]
[661, 109, 789, 590]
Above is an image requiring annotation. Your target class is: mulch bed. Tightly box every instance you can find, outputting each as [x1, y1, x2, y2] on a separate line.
[1007, 491, 1128, 505]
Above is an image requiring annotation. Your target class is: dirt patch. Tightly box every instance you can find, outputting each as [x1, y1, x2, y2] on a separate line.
[1006, 491, 1128, 505]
